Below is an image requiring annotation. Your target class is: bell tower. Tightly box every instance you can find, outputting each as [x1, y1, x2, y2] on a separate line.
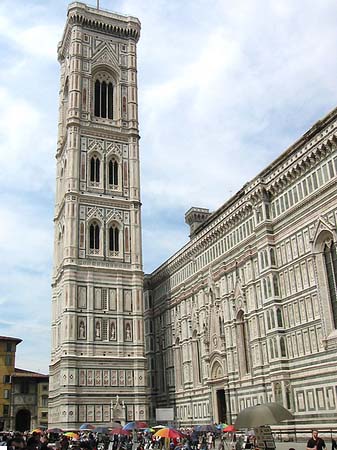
[49, 2, 147, 427]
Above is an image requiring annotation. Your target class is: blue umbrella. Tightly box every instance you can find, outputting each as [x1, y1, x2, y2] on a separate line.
[123, 421, 149, 430]
[79, 423, 95, 431]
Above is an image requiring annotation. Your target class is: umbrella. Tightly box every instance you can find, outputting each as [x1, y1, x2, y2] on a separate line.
[223, 425, 236, 433]
[194, 425, 217, 433]
[143, 428, 155, 433]
[153, 428, 184, 439]
[31, 429, 43, 434]
[64, 432, 79, 439]
[47, 428, 64, 434]
[93, 427, 109, 434]
[216, 424, 228, 430]
[79, 423, 95, 431]
[152, 425, 166, 429]
[110, 422, 122, 429]
[234, 402, 294, 429]
[109, 428, 131, 436]
[123, 421, 149, 430]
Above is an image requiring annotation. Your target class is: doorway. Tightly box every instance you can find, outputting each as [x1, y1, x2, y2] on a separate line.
[216, 389, 226, 423]
[15, 409, 31, 432]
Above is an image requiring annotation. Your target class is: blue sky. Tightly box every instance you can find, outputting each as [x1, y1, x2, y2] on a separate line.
[1, 0, 337, 374]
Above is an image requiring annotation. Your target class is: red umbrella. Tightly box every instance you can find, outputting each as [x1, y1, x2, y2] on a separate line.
[223, 425, 236, 432]
[109, 428, 131, 435]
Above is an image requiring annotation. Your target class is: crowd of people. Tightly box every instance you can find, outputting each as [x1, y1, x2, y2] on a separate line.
[0, 428, 335, 450]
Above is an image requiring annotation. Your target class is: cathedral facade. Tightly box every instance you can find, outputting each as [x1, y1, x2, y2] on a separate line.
[49, 2, 147, 427]
[144, 109, 337, 429]
[50, 1, 337, 432]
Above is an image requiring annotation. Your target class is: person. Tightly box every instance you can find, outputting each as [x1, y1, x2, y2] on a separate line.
[332, 438, 337, 450]
[27, 433, 39, 450]
[307, 430, 326, 450]
[40, 436, 49, 450]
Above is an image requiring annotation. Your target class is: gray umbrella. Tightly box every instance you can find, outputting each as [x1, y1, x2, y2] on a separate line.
[234, 402, 294, 429]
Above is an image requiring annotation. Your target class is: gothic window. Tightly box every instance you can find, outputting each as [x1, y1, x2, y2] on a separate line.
[273, 274, 280, 296]
[108, 158, 119, 188]
[192, 330, 202, 384]
[274, 337, 278, 357]
[90, 154, 101, 185]
[89, 221, 100, 254]
[263, 279, 268, 298]
[285, 383, 292, 409]
[109, 224, 120, 255]
[324, 241, 337, 328]
[267, 277, 272, 297]
[270, 248, 276, 266]
[280, 337, 287, 357]
[274, 382, 282, 404]
[277, 308, 283, 327]
[237, 310, 250, 376]
[94, 77, 113, 119]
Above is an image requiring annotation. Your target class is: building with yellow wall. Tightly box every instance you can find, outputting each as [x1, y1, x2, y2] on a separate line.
[0, 336, 22, 431]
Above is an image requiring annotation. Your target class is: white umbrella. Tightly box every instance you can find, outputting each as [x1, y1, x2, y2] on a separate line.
[234, 402, 294, 429]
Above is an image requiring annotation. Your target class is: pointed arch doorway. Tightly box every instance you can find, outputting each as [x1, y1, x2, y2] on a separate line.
[209, 360, 228, 424]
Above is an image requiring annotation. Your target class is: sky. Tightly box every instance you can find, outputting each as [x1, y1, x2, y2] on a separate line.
[1, 0, 337, 374]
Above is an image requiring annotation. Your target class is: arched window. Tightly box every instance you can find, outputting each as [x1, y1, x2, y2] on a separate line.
[192, 330, 202, 384]
[260, 253, 264, 269]
[273, 274, 280, 296]
[264, 250, 269, 267]
[266, 311, 271, 329]
[274, 337, 278, 357]
[89, 221, 100, 252]
[274, 382, 282, 404]
[108, 158, 119, 187]
[280, 337, 287, 357]
[267, 277, 272, 297]
[277, 308, 283, 327]
[324, 241, 337, 328]
[219, 316, 224, 335]
[263, 279, 268, 298]
[270, 248, 276, 266]
[109, 224, 120, 254]
[90, 154, 100, 184]
[271, 310, 276, 328]
[94, 77, 113, 119]
[237, 311, 250, 376]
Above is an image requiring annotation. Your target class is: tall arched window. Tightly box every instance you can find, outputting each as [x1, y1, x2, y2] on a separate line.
[192, 330, 202, 384]
[273, 274, 280, 296]
[109, 224, 120, 255]
[324, 241, 337, 328]
[237, 310, 250, 376]
[277, 308, 283, 327]
[280, 337, 287, 357]
[94, 77, 113, 119]
[108, 158, 119, 187]
[90, 154, 100, 184]
[274, 382, 283, 404]
[89, 221, 100, 253]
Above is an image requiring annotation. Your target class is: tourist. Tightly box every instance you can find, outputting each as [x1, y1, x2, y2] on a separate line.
[307, 430, 326, 450]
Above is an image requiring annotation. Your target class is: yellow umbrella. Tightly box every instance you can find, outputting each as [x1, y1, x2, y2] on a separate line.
[31, 429, 43, 434]
[154, 428, 184, 439]
[64, 432, 79, 439]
